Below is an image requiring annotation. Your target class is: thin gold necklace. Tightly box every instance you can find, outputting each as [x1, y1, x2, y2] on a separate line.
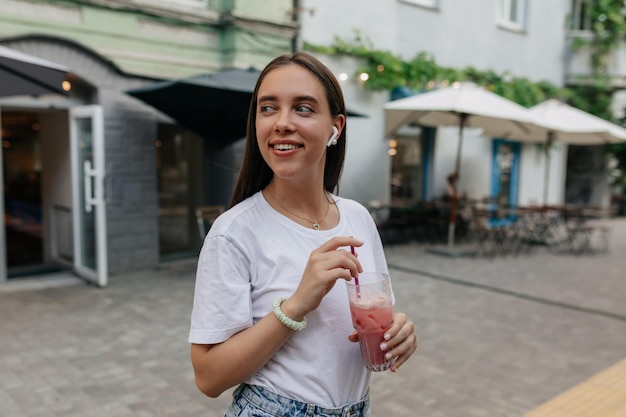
[266, 187, 331, 230]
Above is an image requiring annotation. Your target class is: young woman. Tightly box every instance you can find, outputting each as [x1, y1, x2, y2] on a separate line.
[189, 52, 418, 416]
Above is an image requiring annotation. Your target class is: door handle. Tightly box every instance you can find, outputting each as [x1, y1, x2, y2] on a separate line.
[83, 160, 97, 213]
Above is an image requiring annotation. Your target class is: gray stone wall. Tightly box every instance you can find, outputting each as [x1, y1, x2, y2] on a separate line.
[100, 90, 160, 274]
[204, 138, 246, 207]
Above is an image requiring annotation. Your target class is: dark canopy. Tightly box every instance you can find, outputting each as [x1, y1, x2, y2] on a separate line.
[127, 67, 367, 144]
[127, 68, 258, 143]
[0, 45, 69, 97]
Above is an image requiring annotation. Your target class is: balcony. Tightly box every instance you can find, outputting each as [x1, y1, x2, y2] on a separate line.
[565, 31, 626, 88]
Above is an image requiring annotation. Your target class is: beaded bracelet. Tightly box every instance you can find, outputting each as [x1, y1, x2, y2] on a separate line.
[272, 297, 307, 331]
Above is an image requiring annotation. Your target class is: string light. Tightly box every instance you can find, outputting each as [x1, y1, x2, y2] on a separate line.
[388, 138, 398, 156]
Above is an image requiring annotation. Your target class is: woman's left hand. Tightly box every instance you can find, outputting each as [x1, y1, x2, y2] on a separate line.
[348, 311, 417, 372]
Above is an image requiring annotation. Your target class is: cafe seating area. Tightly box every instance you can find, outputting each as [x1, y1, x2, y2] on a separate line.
[369, 200, 471, 246]
[370, 199, 615, 258]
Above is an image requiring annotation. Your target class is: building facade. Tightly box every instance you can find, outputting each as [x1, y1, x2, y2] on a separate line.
[0, 0, 296, 285]
[298, 0, 620, 212]
[1, 0, 622, 285]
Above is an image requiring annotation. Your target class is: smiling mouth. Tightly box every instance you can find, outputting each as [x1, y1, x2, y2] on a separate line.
[272, 144, 302, 151]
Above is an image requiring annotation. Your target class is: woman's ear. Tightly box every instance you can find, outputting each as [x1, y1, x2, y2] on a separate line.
[327, 126, 339, 147]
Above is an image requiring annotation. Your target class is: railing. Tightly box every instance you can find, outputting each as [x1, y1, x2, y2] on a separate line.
[565, 33, 626, 88]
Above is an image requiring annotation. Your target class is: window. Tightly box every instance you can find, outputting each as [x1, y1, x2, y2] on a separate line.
[157, 124, 205, 257]
[571, 0, 592, 31]
[497, 0, 527, 31]
[390, 131, 424, 204]
[490, 140, 520, 226]
[399, 0, 439, 10]
[389, 126, 436, 204]
[133, 0, 209, 12]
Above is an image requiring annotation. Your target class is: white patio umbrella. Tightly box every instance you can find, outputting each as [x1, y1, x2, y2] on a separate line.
[529, 99, 626, 206]
[384, 82, 547, 253]
[0, 45, 69, 97]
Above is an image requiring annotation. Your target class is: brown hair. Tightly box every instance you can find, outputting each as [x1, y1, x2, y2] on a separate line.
[229, 52, 347, 208]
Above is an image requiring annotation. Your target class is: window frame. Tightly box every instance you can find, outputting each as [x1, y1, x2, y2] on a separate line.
[496, 0, 527, 32]
[399, 0, 440, 11]
[131, 0, 208, 11]
[570, 0, 593, 32]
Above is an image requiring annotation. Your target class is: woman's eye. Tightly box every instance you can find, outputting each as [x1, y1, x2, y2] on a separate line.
[259, 105, 274, 113]
[295, 105, 313, 113]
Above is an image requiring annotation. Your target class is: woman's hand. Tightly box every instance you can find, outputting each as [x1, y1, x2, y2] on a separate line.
[348, 312, 418, 372]
[280, 236, 363, 321]
[382, 312, 417, 372]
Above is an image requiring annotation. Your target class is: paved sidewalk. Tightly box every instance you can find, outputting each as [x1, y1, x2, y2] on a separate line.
[1, 219, 625, 417]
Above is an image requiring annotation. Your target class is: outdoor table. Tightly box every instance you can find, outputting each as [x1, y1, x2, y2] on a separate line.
[468, 204, 569, 256]
[512, 205, 567, 248]
[561, 206, 611, 254]
[469, 205, 521, 257]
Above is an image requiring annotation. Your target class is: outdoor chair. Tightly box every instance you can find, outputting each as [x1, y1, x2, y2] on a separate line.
[470, 208, 515, 258]
[561, 207, 611, 254]
[515, 207, 567, 250]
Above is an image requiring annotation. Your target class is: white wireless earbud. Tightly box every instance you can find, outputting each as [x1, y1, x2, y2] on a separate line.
[326, 126, 339, 147]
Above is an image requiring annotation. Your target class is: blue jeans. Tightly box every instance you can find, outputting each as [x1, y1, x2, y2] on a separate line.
[225, 384, 370, 417]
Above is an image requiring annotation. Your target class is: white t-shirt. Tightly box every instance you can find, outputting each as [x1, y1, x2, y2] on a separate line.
[188, 191, 389, 408]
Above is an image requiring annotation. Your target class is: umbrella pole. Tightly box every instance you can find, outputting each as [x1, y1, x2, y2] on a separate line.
[447, 113, 468, 249]
[454, 114, 467, 175]
[543, 132, 554, 207]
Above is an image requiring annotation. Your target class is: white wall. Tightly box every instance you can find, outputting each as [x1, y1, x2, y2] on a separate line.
[299, 0, 398, 51]
[301, 0, 568, 85]
[443, 129, 494, 201]
[300, 0, 572, 207]
[315, 54, 391, 205]
[517, 142, 568, 206]
[395, 1, 569, 85]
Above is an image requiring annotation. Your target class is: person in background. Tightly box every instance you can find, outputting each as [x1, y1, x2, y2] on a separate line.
[188, 52, 418, 417]
[445, 172, 459, 200]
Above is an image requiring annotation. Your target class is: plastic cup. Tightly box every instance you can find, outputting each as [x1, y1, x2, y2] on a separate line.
[345, 272, 396, 372]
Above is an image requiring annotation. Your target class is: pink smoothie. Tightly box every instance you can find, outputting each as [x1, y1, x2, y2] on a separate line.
[349, 300, 394, 370]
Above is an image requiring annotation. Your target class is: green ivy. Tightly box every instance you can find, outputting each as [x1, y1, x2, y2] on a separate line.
[305, 34, 570, 108]
[304, 28, 626, 117]
[572, 0, 626, 75]
[571, 0, 626, 203]
[304, 29, 626, 207]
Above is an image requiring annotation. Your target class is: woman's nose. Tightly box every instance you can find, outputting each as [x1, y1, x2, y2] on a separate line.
[274, 110, 294, 132]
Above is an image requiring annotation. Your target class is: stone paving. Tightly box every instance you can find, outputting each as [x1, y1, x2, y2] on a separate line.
[1, 218, 625, 417]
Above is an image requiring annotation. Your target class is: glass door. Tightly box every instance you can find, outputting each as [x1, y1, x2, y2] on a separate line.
[491, 140, 520, 207]
[490, 139, 520, 226]
[70, 105, 107, 287]
[0, 109, 5, 282]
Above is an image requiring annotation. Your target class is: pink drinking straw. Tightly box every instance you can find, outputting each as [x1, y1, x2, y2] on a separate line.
[350, 245, 361, 299]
